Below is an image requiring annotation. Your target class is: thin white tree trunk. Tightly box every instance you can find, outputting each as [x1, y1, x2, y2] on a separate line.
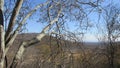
[0, 27, 5, 68]
[0, 0, 5, 68]
[5, 0, 23, 42]
[10, 7, 62, 67]
[5, 1, 49, 49]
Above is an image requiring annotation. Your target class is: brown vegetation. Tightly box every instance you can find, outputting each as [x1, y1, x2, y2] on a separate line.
[6, 33, 120, 68]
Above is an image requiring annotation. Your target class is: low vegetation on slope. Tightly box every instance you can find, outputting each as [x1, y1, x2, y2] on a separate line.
[7, 33, 120, 68]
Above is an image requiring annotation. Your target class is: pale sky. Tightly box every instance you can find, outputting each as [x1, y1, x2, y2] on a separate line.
[84, 34, 98, 42]
[25, 0, 120, 42]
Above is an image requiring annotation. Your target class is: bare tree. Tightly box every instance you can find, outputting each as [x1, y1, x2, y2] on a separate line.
[97, 5, 120, 68]
[0, 0, 103, 68]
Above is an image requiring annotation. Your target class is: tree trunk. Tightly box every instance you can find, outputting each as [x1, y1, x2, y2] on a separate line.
[5, 0, 23, 42]
[0, 0, 6, 67]
[9, 2, 61, 67]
